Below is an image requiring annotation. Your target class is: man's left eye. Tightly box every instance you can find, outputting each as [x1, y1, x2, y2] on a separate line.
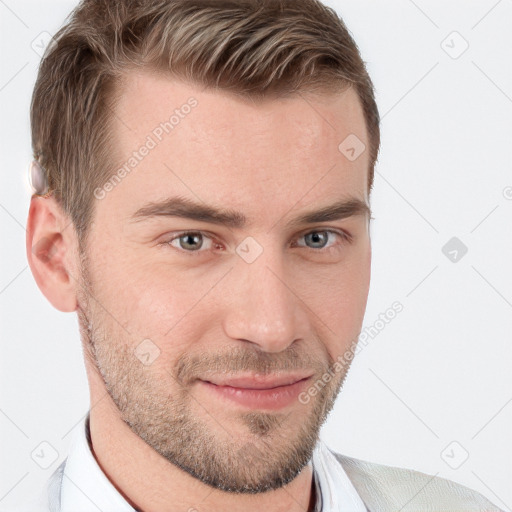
[293, 230, 350, 250]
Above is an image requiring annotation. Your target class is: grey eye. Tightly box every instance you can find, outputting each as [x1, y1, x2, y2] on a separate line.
[178, 232, 204, 251]
[303, 231, 329, 249]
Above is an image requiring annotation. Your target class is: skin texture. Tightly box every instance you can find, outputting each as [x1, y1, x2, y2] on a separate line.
[26, 71, 372, 512]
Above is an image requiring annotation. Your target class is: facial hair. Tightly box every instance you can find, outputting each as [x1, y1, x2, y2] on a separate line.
[76, 253, 354, 494]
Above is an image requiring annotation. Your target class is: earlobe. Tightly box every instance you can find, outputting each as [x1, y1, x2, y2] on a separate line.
[26, 195, 79, 312]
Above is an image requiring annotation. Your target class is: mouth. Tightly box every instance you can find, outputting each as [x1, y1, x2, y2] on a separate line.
[197, 373, 313, 410]
[201, 372, 314, 389]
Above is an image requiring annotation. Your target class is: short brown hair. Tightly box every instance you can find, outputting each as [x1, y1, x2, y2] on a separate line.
[30, 0, 380, 248]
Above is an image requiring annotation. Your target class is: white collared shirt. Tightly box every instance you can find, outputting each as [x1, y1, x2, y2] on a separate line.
[31, 412, 367, 512]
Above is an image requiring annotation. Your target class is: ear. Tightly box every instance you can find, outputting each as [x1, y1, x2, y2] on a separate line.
[26, 195, 80, 312]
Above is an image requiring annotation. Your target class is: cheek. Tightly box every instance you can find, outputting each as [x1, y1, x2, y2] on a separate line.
[295, 248, 370, 357]
[92, 254, 226, 345]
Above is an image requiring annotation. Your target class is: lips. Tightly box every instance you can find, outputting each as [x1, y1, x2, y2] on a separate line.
[201, 373, 313, 390]
[198, 373, 314, 410]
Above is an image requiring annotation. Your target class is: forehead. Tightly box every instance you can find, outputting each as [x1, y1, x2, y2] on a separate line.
[103, 70, 369, 223]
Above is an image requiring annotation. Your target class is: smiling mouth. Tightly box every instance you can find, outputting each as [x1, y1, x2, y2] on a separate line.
[200, 372, 314, 389]
[197, 374, 313, 410]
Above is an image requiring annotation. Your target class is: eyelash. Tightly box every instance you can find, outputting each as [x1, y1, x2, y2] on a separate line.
[159, 229, 352, 257]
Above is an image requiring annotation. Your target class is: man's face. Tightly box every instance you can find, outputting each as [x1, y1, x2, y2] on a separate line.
[77, 71, 371, 493]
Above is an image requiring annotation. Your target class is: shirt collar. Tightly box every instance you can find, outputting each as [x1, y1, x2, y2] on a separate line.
[52, 412, 366, 512]
[58, 413, 135, 511]
[311, 438, 368, 511]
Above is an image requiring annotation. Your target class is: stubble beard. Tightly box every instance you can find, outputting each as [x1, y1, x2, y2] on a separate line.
[76, 253, 351, 494]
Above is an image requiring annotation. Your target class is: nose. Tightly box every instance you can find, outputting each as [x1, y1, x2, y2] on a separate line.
[221, 246, 309, 353]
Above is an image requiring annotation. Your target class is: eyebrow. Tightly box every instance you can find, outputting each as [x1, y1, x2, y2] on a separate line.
[129, 195, 371, 229]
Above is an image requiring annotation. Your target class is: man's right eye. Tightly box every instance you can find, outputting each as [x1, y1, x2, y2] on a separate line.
[160, 231, 220, 256]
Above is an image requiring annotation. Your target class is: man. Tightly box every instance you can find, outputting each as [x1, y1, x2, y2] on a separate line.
[26, 0, 503, 510]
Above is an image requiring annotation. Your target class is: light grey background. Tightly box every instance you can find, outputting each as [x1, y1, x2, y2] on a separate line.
[1, 0, 511, 510]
